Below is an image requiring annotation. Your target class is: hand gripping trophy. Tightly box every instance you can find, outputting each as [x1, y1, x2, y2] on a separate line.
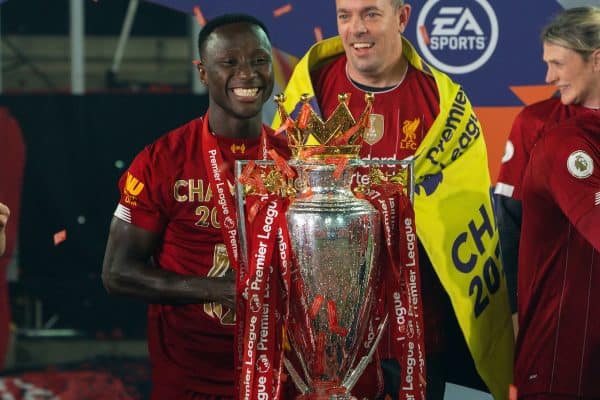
[234, 93, 424, 400]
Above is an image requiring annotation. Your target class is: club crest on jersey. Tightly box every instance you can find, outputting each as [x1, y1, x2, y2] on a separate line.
[364, 113, 384, 145]
[400, 118, 420, 150]
[501, 140, 514, 163]
[567, 150, 594, 179]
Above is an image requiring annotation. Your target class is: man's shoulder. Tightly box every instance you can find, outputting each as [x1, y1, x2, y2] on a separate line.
[311, 55, 345, 85]
[138, 117, 202, 169]
[148, 117, 201, 152]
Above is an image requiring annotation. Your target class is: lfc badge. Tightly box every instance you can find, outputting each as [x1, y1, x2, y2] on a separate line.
[364, 113, 384, 145]
[400, 118, 420, 150]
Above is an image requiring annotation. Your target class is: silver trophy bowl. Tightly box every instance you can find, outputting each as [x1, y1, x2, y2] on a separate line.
[284, 160, 381, 400]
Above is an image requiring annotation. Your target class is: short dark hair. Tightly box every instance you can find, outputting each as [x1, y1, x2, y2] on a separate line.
[197, 13, 271, 59]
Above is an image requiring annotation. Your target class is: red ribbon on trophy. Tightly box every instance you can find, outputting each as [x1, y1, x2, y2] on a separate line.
[237, 194, 291, 400]
[367, 183, 426, 400]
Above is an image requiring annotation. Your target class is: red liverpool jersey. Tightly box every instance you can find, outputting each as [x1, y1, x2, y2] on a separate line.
[516, 114, 600, 398]
[312, 55, 439, 166]
[495, 97, 591, 200]
[312, 55, 445, 355]
[114, 116, 289, 395]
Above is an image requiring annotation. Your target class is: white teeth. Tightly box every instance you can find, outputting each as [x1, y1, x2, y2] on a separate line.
[233, 88, 259, 97]
[353, 43, 372, 49]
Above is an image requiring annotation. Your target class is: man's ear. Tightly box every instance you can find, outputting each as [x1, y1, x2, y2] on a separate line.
[397, 3, 412, 34]
[591, 48, 600, 72]
[197, 60, 208, 85]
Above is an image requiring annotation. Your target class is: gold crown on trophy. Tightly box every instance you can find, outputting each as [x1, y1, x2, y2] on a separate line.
[274, 92, 374, 160]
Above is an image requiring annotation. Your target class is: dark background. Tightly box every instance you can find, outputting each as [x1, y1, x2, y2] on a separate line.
[1, 0, 187, 36]
[2, 94, 208, 337]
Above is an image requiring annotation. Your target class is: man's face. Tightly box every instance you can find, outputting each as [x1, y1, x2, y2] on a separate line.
[336, 0, 410, 81]
[543, 41, 600, 107]
[199, 23, 274, 120]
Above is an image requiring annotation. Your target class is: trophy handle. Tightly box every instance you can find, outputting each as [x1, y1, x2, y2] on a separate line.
[342, 314, 389, 392]
[284, 356, 310, 395]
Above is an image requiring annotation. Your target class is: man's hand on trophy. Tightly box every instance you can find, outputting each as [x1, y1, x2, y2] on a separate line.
[0, 202, 9, 231]
[215, 268, 236, 310]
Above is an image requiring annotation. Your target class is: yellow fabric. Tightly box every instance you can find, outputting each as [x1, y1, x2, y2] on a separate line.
[273, 36, 514, 400]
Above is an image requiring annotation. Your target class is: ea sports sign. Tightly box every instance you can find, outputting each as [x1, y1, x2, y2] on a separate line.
[416, 0, 499, 74]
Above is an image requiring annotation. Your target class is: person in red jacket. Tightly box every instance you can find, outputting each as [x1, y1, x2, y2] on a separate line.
[101, 14, 290, 400]
[516, 112, 600, 400]
[494, 6, 600, 335]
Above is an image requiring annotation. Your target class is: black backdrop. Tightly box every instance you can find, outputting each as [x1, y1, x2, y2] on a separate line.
[1, 94, 208, 336]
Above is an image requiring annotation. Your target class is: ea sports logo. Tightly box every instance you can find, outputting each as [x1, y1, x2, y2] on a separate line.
[416, 0, 499, 74]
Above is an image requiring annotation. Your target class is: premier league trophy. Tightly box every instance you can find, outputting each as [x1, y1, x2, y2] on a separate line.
[236, 93, 413, 400]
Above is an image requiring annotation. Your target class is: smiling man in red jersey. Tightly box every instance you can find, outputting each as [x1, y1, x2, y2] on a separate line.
[101, 14, 290, 400]
[275, 1, 513, 399]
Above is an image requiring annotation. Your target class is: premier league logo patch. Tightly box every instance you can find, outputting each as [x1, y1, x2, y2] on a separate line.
[567, 150, 594, 179]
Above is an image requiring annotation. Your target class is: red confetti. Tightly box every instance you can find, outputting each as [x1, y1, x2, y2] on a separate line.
[273, 4, 293, 17]
[419, 25, 430, 46]
[193, 5, 206, 27]
[314, 26, 323, 42]
[309, 294, 324, 320]
[53, 229, 67, 246]
[269, 149, 296, 179]
[274, 116, 294, 136]
[327, 300, 338, 329]
[296, 188, 314, 199]
[297, 103, 312, 129]
[509, 384, 518, 400]
[331, 325, 348, 337]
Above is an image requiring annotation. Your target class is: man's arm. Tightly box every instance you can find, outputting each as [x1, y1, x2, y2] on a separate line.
[101, 217, 235, 308]
[0, 202, 9, 256]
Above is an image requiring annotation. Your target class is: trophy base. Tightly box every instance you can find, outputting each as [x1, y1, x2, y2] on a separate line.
[295, 380, 352, 400]
[295, 395, 351, 400]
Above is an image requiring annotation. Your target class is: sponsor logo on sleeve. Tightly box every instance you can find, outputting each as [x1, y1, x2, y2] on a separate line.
[567, 150, 594, 179]
[124, 172, 145, 206]
[501, 140, 514, 163]
[416, 0, 499, 74]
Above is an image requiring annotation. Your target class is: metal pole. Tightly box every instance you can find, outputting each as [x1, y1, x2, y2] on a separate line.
[190, 15, 206, 94]
[70, 0, 85, 94]
[111, 0, 139, 74]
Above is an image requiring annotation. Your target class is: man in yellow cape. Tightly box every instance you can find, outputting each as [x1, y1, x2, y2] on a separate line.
[273, 35, 514, 400]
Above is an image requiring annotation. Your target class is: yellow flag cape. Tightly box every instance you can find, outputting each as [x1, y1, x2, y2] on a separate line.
[273, 36, 514, 400]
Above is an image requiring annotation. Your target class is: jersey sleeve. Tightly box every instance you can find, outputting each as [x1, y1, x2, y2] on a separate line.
[114, 144, 168, 232]
[544, 126, 600, 228]
[495, 109, 541, 200]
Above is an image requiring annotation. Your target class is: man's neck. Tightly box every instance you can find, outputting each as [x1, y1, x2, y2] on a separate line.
[346, 56, 409, 89]
[207, 108, 262, 139]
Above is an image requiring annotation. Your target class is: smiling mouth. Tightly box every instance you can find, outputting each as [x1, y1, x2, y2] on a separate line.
[232, 88, 260, 97]
[352, 42, 374, 50]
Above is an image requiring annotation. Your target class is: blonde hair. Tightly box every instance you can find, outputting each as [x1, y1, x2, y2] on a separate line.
[542, 6, 600, 60]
